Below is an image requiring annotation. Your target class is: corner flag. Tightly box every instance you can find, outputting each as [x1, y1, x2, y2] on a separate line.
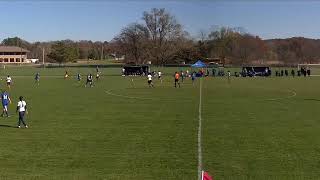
[201, 171, 213, 180]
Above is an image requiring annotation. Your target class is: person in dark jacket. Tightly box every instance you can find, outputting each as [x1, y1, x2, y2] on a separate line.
[291, 69, 295, 77]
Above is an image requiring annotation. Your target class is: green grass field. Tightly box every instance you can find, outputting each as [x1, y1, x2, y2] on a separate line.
[0, 66, 320, 179]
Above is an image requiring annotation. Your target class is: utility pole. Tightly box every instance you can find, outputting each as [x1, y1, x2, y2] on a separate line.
[42, 47, 45, 68]
[20, 45, 22, 66]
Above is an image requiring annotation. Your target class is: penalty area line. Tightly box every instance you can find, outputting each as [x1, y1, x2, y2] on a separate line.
[105, 89, 153, 100]
[266, 89, 297, 101]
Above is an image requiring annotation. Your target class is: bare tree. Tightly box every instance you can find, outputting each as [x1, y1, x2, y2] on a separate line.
[207, 27, 238, 64]
[114, 23, 150, 64]
[142, 8, 184, 64]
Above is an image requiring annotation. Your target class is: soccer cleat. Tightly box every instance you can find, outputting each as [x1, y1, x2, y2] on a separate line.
[25, 125, 28, 128]
[18, 126, 21, 128]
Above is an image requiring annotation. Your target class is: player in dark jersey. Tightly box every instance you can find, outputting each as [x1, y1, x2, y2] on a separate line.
[85, 74, 93, 87]
[77, 73, 81, 82]
[35, 72, 40, 85]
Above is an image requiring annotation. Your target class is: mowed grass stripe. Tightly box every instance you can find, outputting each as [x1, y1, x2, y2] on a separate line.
[202, 77, 320, 180]
[0, 69, 198, 179]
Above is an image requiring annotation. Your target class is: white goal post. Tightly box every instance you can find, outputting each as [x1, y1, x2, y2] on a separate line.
[297, 64, 320, 69]
[297, 64, 320, 76]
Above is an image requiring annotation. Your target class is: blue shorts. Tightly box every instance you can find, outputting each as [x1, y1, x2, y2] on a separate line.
[2, 102, 8, 107]
[2, 104, 8, 110]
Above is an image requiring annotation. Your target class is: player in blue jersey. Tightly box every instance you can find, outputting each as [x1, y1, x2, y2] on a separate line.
[35, 72, 40, 85]
[1, 90, 12, 117]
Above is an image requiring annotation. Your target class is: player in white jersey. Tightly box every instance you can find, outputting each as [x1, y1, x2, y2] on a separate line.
[6, 75, 12, 89]
[158, 71, 162, 83]
[16, 96, 28, 128]
[64, 71, 69, 79]
[96, 72, 100, 81]
[147, 73, 154, 87]
[85, 74, 93, 87]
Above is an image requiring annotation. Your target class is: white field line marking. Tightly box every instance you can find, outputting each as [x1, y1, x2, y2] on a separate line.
[6, 76, 64, 78]
[105, 88, 195, 102]
[198, 78, 203, 180]
[105, 90, 153, 100]
[266, 89, 297, 101]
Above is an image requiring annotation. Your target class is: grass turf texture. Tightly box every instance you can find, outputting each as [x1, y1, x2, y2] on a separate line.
[0, 66, 319, 179]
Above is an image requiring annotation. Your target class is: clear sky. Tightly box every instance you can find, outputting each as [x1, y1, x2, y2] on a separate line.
[1, 0, 320, 42]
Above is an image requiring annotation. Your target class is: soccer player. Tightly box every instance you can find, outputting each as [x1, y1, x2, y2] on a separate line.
[147, 73, 154, 87]
[1, 90, 11, 117]
[6, 75, 12, 89]
[192, 72, 196, 86]
[35, 72, 40, 85]
[96, 72, 100, 81]
[122, 68, 125, 76]
[227, 70, 231, 83]
[181, 71, 184, 82]
[96, 66, 99, 73]
[158, 71, 162, 83]
[291, 69, 295, 77]
[85, 74, 93, 87]
[16, 96, 28, 128]
[174, 72, 180, 88]
[77, 73, 81, 82]
[64, 71, 69, 79]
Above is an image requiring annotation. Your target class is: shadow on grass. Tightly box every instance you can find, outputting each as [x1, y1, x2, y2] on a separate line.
[0, 124, 16, 128]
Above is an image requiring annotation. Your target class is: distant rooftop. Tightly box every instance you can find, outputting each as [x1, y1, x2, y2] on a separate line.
[0, 46, 29, 52]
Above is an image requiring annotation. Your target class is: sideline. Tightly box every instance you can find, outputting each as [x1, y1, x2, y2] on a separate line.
[197, 78, 203, 180]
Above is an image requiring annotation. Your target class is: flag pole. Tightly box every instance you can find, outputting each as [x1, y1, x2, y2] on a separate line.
[201, 170, 204, 180]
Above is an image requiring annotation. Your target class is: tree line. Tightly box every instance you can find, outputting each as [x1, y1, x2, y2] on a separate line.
[2, 8, 320, 65]
[1, 37, 111, 64]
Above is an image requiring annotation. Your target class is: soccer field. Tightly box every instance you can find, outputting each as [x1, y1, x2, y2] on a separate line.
[0, 67, 320, 179]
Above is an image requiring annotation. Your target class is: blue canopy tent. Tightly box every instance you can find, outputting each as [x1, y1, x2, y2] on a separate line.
[191, 60, 207, 77]
[191, 60, 207, 68]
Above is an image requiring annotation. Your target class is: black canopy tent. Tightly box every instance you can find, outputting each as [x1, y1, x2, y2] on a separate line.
[123, 65, 150, 76]
[242, 66, 271, 77]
